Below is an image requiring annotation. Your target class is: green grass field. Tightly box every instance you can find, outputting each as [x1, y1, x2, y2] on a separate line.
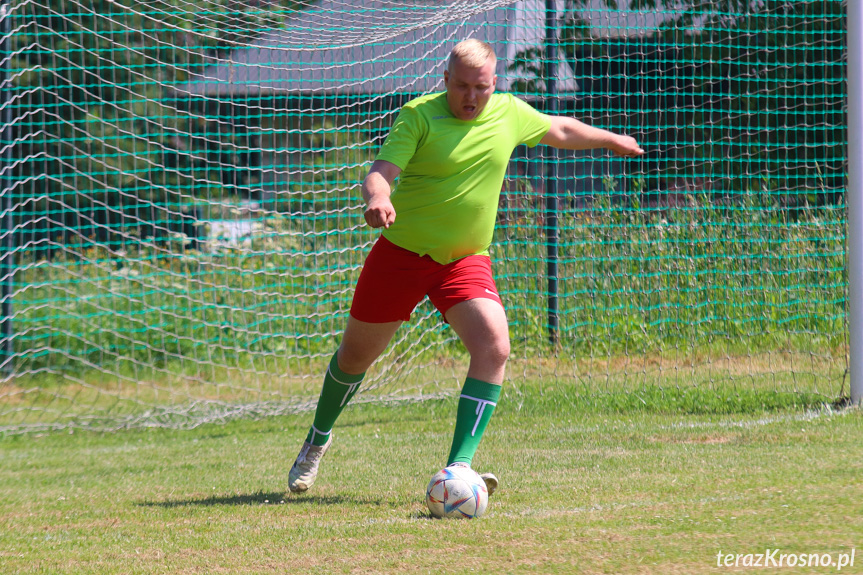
[1, 380, 860, 575]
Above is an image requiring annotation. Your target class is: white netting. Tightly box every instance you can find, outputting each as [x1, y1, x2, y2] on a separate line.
[0, 0, 848, 433]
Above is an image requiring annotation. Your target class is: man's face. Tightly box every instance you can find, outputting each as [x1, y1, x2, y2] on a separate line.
[444, 56, 497, 121]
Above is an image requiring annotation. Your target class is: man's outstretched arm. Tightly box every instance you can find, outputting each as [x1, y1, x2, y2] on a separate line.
[540, 116, 645, 158]
[362, 160, 401, 229]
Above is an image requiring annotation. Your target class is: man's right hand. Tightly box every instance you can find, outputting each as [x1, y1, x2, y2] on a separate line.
[364, 199, 396, 229]
[361, 160, 401, 229]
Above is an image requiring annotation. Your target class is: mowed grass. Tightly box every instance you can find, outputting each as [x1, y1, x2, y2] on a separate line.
[1, 383, 861, 575]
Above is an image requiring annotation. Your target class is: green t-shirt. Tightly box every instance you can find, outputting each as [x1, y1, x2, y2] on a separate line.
[375, 92, 551, 264]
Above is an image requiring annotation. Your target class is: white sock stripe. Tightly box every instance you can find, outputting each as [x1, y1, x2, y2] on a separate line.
[339, 382, 360, 407]
[310, 425, 331, 444]
[459, 394, 498, 408]
[326, 364, 363, 407]
[459, 394, 497, 437]
[327, 364, 364, 387]
[471, 403, 487, 437]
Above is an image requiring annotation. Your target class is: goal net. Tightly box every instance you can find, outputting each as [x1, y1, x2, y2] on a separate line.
[0, 0, 848, 433]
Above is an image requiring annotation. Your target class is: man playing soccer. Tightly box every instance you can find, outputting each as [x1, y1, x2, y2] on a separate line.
[288, 39, 644, 494]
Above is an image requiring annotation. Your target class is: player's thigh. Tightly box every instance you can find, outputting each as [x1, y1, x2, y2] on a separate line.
[444, 297, 510, 362]
[337, 315, 402, 374]
[350, 237, 430, 323]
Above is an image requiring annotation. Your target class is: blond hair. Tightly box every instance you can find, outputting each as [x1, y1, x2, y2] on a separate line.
[448, 39, 497, 71]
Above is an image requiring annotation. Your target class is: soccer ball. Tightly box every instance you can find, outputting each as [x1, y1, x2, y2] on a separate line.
[425, 465, 488, 519]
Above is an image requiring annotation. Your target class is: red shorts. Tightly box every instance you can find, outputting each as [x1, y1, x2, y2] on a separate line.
[349, 236, 503, 323]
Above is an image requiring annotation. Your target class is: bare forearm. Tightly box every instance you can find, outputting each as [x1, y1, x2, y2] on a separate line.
[545, 118, 612, 149]
[362, 171, 392, 205]
[541, 116, 644, 157]
[362, 160, 400, 229]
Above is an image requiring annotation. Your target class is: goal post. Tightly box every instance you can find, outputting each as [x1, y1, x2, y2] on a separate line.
[0, 0, 851, 433]
[0, 0, 12, 377]
[848, 0, 862, 406]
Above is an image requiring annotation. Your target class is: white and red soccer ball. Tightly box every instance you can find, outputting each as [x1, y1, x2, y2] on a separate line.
[425, 465, 489, 519]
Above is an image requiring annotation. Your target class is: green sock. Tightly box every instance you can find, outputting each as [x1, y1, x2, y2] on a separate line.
[446, 378, 502, 466]
[305, 352, 365, 446]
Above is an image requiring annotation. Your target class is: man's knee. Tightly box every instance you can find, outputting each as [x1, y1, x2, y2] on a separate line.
[335, 345, 377, 376]
[474, 334, 510, 367]
[494, 337, 511, 365]
[336, 318, 401, 375]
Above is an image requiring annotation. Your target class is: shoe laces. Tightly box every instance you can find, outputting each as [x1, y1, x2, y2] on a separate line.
[295, 443, 325, 469]
[295, 444, 312, 466]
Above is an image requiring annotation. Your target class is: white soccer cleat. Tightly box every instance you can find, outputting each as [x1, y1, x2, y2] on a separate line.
[447, 462, 498, 497]
[479, 472, 498, 497]
[288, 436, 332, 493]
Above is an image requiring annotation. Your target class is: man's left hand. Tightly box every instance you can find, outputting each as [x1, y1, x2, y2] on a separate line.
[609, 135, 645, 158]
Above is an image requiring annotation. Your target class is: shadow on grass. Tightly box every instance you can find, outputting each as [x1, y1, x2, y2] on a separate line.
[410, 510, 440, 521]
[138, 491, 374, 508]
